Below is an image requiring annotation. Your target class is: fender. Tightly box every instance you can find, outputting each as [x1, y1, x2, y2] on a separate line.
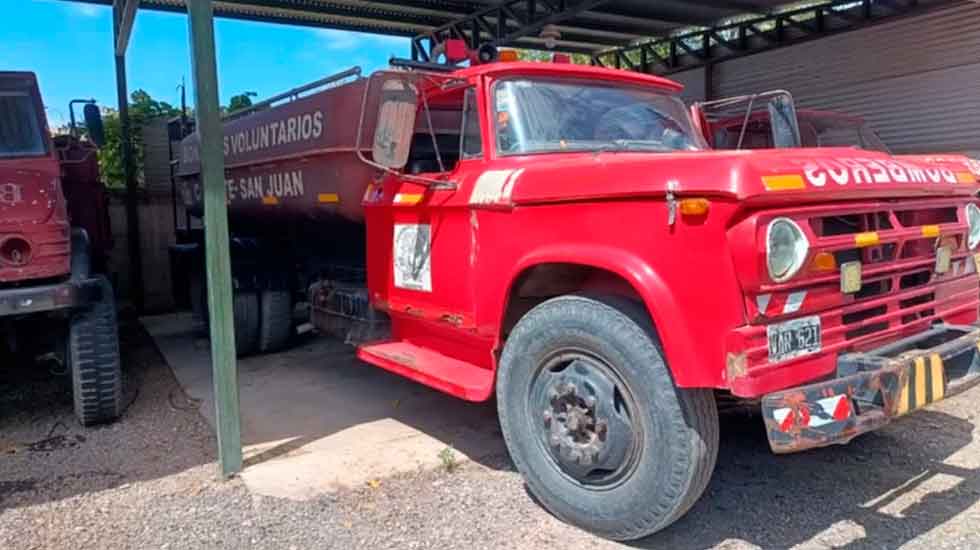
[499, 243, 704, 388]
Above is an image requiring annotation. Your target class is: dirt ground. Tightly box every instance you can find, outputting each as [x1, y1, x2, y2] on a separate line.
[2, 319, 980, 550]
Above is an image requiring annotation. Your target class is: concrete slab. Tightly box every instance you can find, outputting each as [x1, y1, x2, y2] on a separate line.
[141, 314, 505, 500]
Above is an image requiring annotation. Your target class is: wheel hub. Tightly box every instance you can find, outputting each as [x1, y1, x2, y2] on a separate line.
[532, 356, 638, 485]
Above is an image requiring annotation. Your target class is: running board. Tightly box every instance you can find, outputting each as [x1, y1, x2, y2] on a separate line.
[357, 341, 494, 402]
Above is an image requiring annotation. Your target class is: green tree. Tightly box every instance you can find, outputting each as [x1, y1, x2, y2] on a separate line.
[98, 89, 181, 189]
[515, 48, 592, 65]
[226, 91, 257, 114]
[97, 89, 259, 188]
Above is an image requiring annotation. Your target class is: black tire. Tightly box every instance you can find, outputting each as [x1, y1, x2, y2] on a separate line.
[233, 291, 260, 357]
[69, 275, 122, 426]
[496, 294, 719, 541]
[189, 270, 208, 335]
[258, 289, 292, 353]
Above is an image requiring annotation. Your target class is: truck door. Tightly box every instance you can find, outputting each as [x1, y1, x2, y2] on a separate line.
[364, 81, 487, 350]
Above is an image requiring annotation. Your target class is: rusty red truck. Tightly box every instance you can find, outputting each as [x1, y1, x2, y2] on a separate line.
[175, 58, 980, 540]
[0, 72, 121, 426]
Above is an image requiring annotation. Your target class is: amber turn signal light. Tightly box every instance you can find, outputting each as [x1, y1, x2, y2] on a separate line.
[679, 198, 710, 216]
[810, 251, 836, 272]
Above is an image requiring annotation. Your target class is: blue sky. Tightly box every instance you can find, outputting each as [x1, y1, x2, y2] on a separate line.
[4, 0, 409, 127]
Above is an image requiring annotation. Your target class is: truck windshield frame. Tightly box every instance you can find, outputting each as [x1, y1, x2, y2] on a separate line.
[0, 84, 48, 159]
[492, 77, 706, 157]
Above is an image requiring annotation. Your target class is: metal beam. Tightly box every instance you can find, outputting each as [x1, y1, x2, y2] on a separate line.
[186, 0, 243, 479]
[114, 0, 138, 56]
[112, 1, 144, 313]
[594, 0, 932, 75]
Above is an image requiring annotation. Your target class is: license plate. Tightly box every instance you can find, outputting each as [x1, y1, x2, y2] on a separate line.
[767, 316, 821, 363]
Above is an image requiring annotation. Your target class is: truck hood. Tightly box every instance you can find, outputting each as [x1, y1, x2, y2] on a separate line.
[0, 160, 60, 228]
[500, 148, 979, 209]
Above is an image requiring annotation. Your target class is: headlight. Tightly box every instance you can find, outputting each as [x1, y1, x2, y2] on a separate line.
[966, 204, 980, 250]
[767, 218, 809, 282]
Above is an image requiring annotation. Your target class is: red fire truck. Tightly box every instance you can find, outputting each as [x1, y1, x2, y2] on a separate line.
[176, 59, 980, 540]
[0, 72, 121, 426]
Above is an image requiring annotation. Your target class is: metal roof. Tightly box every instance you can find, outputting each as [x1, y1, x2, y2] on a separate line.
[73, 0, 949, 74]
[69, 0, 863, 53]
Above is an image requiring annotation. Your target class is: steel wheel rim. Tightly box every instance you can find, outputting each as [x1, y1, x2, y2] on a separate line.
[526, 347, 643, 489]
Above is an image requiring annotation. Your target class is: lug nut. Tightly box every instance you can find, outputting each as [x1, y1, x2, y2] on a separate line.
[596, 420, 608, 441]
[543, 410, 552, 426]
[549, 434, 560, 447]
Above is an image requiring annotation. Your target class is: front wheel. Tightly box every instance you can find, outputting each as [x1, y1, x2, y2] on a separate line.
[496, 294, 719, 541]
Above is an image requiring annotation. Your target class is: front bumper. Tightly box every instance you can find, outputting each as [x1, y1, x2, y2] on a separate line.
[761, 323, 980, 453]
[0, 278, 102, 318]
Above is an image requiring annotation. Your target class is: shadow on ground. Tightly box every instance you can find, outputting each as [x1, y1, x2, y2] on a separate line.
[634, 406, 979, 549]
[0, 317, 217, 512]
[142, 313, 506, 498]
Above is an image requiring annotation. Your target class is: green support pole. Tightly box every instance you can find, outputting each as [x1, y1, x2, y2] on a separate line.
[186, 0, 243, 478]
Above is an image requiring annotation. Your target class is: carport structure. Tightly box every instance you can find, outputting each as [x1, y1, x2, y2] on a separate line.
[65, 0, 964, 477]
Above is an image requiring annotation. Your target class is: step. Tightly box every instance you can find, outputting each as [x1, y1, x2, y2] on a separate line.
[357, 341, 494, 402]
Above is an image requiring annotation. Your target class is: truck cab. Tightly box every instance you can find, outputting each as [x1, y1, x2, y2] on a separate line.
[0, 71, 121, 426]
[355, 61, 980, 539]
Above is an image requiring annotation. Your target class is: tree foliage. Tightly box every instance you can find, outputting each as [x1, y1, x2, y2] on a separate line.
[516, 49, 592, 65]
[225, 92, 257, 114]
[97, 89, 257, 189]
[98, 89, 181, 189]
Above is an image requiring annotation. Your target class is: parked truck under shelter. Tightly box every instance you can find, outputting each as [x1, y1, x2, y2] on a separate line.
[174, 57, 980, 540]
[0, 71, 121, 426]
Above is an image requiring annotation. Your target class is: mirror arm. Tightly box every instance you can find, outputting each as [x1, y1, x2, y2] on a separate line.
[735, 94, 757, 151]
[419, 89, 445, 173]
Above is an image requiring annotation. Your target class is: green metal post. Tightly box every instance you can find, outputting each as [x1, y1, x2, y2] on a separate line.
[112, 1, 144, 313]
[186, 0, 242, 478]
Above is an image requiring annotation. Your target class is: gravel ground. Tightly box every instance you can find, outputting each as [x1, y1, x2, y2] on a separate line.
[2, 319, 980, 550]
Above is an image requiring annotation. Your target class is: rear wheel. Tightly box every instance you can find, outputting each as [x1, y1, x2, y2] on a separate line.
[496, 294, 719, 541]
[233, 291, 260, 357]
[258, 289, 292, 353]
[69, 275, 123, 426]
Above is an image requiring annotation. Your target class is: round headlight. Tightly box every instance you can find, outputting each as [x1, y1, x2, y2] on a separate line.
[767, 218, 809, 282]
[966, 204, 980, 250]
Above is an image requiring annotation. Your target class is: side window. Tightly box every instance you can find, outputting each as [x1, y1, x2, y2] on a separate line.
[460, 88, 482, 159]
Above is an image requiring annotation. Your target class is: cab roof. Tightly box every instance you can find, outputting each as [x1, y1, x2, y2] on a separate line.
[449, 62, 684, 93]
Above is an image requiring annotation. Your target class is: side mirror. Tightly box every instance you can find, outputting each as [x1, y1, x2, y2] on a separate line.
[768, 94, 801, 148]
[372, 79, 418, 170]
[83, 103, 106, 148]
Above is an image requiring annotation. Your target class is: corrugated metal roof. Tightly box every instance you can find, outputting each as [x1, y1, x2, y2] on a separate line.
[69, 0, 830, 53]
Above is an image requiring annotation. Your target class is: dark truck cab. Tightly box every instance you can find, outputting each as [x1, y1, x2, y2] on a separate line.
[0, 71, 121, 426]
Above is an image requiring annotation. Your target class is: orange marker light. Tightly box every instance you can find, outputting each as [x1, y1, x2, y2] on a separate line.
[498, 49, 519, 62]
[679, 198, 710, 216]
[811, 251, 836, 272]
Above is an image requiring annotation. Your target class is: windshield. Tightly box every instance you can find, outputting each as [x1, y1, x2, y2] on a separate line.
[0, 83, 46, 158]
[493, 78, 706, 155]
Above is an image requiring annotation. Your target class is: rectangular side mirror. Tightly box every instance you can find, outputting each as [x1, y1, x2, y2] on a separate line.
[83, 103, 106, 148]
[372, 79, 418, 170]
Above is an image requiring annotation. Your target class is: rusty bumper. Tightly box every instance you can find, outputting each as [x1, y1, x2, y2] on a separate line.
[0, 278, 101, 318]
[761, 323, 980, 454]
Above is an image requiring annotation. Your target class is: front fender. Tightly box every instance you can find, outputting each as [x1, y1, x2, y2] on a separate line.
[502, 244, 706, 388]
